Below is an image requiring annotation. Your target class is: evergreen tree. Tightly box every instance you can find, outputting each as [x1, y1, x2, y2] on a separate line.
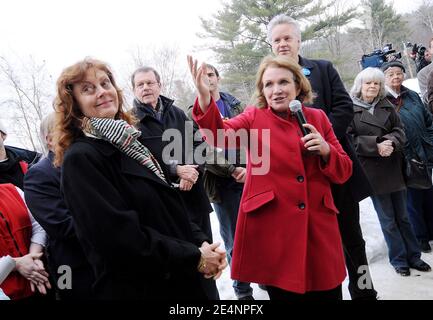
[199, 0, 353, 102]
[361, 0, 407, 50]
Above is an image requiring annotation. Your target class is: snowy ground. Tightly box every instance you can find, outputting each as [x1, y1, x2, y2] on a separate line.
[211, 198, 433, 300]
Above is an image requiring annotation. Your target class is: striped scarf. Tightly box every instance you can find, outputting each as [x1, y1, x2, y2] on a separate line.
[82, 117, 168, 184]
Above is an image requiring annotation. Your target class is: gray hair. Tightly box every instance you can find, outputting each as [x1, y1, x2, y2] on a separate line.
[350, 67, 387, 100]
[267, 14, 302, 44]
[39, 112, 56, 154]
[131, 66, 161, 89]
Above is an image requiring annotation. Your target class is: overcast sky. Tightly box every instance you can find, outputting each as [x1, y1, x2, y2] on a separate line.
[0, 0, 225, 80]
[0, 0, 421, 78]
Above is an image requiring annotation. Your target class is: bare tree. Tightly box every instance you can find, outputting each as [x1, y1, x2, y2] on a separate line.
[415, 0, 433, 33]
[0, 55, 53, 151]
[120, 44, 195, 109]
[361, 0, 405, 50]
[316, 0, 356, 60]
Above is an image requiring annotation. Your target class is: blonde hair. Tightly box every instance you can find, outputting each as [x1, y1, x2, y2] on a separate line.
[53, 58, 135, 166]
[39, 112, 56, 155]
[254, 55, 313, 108]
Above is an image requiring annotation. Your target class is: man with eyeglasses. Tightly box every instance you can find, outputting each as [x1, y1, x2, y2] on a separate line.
[131, 67, 219, 299]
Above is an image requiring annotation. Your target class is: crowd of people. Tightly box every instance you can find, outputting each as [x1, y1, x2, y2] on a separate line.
[1, 13, 432, 301]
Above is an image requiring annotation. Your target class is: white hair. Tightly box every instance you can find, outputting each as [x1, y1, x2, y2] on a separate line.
[39, 112, 56, 154]
[350, 67, 387, 100]
[267, 14, 302, 43]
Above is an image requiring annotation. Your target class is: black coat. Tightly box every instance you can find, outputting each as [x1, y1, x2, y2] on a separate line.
[0, 146, 41, 189]
[299, 56, 373, 202]
[24, 152, 94, 299]
[6, 145, 41, 167]
[348, 99, 407, 195]
[61, 137, 209, 300]
[132, 96, 213, 238]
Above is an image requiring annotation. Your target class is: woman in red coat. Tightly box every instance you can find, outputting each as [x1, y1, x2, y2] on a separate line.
[188, 55, 353, 300]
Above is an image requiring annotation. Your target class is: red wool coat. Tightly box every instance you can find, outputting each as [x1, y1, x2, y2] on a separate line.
[0, 183, 32, 299]
[193, 99, 353, 293]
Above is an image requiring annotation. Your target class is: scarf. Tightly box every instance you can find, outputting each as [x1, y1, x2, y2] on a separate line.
[82, 117, 168, 184]
[352, 96, 379, 114]
[133, 97, 164, 121]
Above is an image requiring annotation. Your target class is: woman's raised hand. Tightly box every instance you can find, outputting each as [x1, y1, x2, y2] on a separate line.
[187, 55, 211, 112]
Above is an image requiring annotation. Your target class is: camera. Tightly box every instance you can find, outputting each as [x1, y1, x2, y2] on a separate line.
[407, 42, 426, 57]
[406, 42, 430, 73]
[360, 43, 402, 69]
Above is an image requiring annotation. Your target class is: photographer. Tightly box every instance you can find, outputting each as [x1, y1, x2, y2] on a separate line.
[361, 44, 402, 70]
[410, 43, 431, 74]
[416, 38, 433, 104]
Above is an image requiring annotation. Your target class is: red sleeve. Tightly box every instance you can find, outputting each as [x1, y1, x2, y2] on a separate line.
[192, 97, 255, 149]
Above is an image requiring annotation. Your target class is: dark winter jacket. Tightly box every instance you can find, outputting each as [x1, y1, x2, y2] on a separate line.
[0, 146, 41, 189]
[24, 152, 93, 299]
[187, 92, 245, 203]
[388, 86, 433, 168]
[132, 96, 213, 237]
[6, 146, 41, 166]
[299, 56, 373, 202]
[348, 98, 406, 195]
[62, 137, 209, 300]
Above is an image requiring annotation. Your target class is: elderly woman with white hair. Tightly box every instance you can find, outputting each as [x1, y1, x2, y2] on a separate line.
[382, 60, 433, 255]
[348, 67, 430, 277]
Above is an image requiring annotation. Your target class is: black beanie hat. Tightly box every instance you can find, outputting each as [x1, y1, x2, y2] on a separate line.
[380, 60, 405, 73]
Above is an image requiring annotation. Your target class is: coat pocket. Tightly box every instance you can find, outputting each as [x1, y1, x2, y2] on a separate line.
[323, 191, 339, 214]
[242, 189, 275, 213]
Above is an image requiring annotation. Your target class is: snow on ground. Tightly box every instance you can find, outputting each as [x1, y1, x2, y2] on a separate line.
[211, 198, 433, 300]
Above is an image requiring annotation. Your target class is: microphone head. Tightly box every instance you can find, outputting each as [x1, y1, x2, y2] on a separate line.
[289, 100, 302, 112]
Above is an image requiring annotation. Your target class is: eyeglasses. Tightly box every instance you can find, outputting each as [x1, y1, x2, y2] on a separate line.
[136, 81, 159, 88]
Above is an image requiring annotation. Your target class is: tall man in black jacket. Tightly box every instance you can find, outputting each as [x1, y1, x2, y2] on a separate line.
[267, 14, 377, 300]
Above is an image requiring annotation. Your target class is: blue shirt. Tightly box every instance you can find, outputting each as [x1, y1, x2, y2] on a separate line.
[216, 99, 230, 119]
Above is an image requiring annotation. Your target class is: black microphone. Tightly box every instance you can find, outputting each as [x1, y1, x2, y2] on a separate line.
[289, 100, 310, 136]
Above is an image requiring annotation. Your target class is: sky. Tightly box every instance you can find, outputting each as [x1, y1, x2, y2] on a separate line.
[0, 0, 224, 80]
[0, 0, 427, 147]
[0, 0, 422, 79]
[389, 0, 425, 13]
